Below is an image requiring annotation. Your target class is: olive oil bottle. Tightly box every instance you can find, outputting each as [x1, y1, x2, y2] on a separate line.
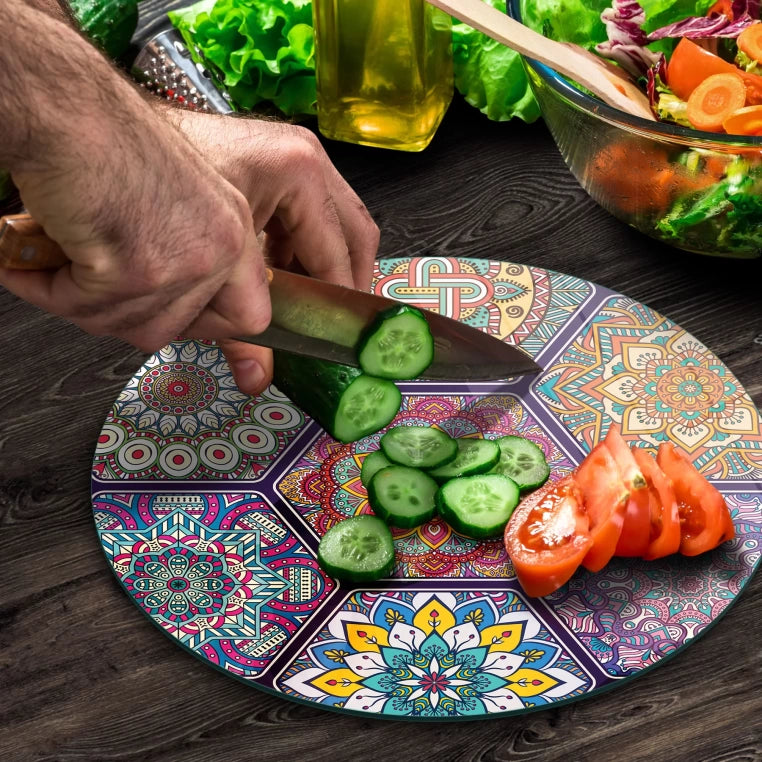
[312, 0, 453, 151]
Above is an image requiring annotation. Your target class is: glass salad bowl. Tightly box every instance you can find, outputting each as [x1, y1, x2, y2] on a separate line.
[508, 0, 762, 259]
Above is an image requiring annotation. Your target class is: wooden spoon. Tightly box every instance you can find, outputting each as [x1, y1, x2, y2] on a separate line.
[427, 0, 655, 120]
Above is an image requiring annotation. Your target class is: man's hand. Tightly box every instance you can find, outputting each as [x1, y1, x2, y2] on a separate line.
[163, 110, 380, 387]
[0, 1, 379, 395]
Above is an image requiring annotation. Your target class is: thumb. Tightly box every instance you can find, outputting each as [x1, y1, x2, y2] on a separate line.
[219, 339, 273, 396]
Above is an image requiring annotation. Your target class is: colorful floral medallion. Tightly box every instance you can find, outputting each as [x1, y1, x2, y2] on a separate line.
[93, 340, 304, 481]
[92, 258, 762, 718]
[279, 592, 591, 717]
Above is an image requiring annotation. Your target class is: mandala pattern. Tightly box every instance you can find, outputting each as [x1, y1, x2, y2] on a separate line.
[93, 340, 304, 480]
[375, 257, 592, 356]
[547, 493, 762, 677]
[96, 493, 335, 677]
[535, 296, 762, 478]
[278, 592, 592, 717]
[91, 258, 762, 720]
[277, 393, 577, 578]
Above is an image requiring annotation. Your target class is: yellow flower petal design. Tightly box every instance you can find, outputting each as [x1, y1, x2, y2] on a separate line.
[479, 622, 525, 652]
[310, 667, 363, 697]
[344, 622, 389, 653]
[412, 597, 456, 636]
[507, 668, 560, 697]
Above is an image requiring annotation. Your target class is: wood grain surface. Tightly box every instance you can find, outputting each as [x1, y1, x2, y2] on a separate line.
[1, 2, 761, 761]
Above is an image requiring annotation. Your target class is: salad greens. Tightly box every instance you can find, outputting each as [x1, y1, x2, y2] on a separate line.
[452, 0, 540, 122]
[168, 0, 317, 115]
[522, 0, 762, 257]
[657, 158, 762, 252]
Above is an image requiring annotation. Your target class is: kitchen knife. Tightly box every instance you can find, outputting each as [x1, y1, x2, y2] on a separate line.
[0, 212, 541, 380]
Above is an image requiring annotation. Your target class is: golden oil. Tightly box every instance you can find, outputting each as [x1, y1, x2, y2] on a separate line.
[312, 0, 453, 151]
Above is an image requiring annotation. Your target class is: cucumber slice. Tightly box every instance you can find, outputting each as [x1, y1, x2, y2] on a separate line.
[334, 375, 402, 443]
[368, 465, 438, 528]
[317, 515, 395, 583]
[357, 305, 434, 380]
[436, 474, 520, 539]
[273, 351, 401, 443]
[380, 426, 458, 469]
[490, 435, 550, 492]
[427, 438, 501, 483]
[361, 449, 393, 488]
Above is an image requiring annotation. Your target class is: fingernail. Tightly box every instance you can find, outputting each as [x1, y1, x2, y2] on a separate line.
[232, 359, 266, 394]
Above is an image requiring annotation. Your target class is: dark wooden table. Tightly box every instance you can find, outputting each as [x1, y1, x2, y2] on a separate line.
[2, 3, 761, 760]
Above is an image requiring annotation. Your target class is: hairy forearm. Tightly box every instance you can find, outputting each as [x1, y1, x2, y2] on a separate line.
[1, 0, 150, 173]
[24, 0, 72, 24]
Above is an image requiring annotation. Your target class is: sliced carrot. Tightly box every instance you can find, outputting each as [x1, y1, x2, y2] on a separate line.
[686, 72, 747, 132]
[722, 104, 762, 135]
[668, 39, 762, 105]
[585, 140, 720, 218]
[738, 21, 762, 64]
[707, 0, 733, 17]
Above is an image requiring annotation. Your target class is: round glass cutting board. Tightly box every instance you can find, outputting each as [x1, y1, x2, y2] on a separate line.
[91, 257, 762, 720]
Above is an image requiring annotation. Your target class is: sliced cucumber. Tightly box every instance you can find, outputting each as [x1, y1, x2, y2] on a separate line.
[380, 425, 458, 469]
[272, 351, 401, 444]
[490, 435, 550, 492]
[361, 449, 392, 488]
[334, 375, 402, 443]
[427, 438, 501, 483]
[317, 515, 395, 583]
[357, 305, 434, 380]
[436, 473, 520, 539]
[368, 465, 438, 528]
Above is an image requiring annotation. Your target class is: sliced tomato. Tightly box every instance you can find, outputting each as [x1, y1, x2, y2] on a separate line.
[504, 476, 592, 598]
[574, 442, 629, 572]
[631, 446, 681, 560]
[604, 425, 651, 557]
[656, 442, 730, 556]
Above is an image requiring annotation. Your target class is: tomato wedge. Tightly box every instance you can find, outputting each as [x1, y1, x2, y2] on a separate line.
[604, 425, 651, 557]
[504, 476, 592, 598]
[631, 447, 681, 560]
[656, 442, 731, 556]
[574, 442, 629, 572]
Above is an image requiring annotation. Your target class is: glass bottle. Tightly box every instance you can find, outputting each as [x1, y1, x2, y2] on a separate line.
[312, 0, 453, 152]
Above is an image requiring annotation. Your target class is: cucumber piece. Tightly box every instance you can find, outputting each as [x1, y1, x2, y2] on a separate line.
[317, 515, 395, 583]
[368, 465, 438, 528]
[361, 449, 393, 488]
[436, 474, 520, 539]
[427, 438, 501, 483]
[357, 305, 434, 380]
[273, 351, 401, 444]
[69, 0, 138, 60]
[489, 435, 551, 491]
[380, 426, 458, 469]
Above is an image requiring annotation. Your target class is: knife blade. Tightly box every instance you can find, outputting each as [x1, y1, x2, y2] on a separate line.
[0, 212, 541, 380]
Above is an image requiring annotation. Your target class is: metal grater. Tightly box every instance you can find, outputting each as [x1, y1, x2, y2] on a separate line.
[132, 28, 234, 115]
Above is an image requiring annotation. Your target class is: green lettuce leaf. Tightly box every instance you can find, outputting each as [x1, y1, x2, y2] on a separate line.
[656, 157, 762, 256]
[519, 0, 715, 48]
[452, 0, 540, 122]
[168, 0, 317, 116]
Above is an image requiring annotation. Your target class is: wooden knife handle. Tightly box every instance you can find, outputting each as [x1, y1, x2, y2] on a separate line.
[0, 213, 278, 282]
[0, 213, 70, 270]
